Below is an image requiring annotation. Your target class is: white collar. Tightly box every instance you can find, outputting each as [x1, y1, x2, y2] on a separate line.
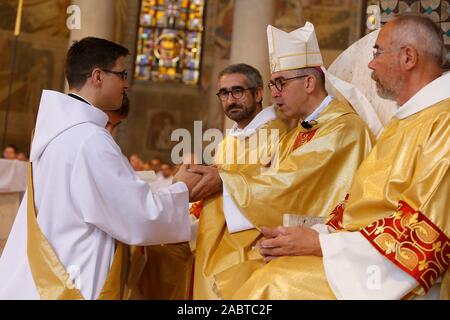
[68, 92, 95, 106]
[229, 105, 277, 138]
[304, 95, 333, 122]
[395, 72, 450, 120]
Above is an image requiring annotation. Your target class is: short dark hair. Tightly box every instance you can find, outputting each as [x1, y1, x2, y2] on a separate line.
[295, 67, 326, 90]
[218, 63, 264, 105]
[218, 63, 264, 89]
[65, 37, 129, 89]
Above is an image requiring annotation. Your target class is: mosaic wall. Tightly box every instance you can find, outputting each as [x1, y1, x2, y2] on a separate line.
[374, 0, 450, 67]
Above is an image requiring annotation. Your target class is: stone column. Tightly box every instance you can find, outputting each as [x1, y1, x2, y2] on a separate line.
[225, 0, 275, 130]
[68, 0, 116, 42]
[65, 0, 116, 92]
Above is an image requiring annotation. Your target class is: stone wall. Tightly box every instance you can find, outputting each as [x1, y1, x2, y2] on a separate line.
[0, 0, 70, 155]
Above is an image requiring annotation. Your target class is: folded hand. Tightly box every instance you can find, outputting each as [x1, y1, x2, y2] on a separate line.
[257, 225, 322, 262]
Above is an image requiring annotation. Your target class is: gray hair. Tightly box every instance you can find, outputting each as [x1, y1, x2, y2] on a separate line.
[390, 14, 445, 66]
[291, 67, 326, 90]
[218, 63, 264, 89]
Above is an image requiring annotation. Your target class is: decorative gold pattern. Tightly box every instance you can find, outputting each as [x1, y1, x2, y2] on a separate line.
[361, 201, 450, 293]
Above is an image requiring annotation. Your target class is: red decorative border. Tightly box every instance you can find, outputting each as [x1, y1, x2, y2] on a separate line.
[292, 129, 317, 151]
[189, 201, 203, 219]
[361, 201, 450, 293]
[325, 194, 349, 231]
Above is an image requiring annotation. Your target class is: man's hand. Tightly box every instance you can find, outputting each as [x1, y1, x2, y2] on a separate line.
[187, 165, 223, 202]
[257, 225, 322, 262]
[173, 165, 202, 202]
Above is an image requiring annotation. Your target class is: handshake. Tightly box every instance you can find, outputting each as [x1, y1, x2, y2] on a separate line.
[173, 165, 223, 202]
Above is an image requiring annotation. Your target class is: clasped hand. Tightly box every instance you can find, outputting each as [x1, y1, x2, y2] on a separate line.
[257, 225, 322, 262]
[173, 164, 223, 202]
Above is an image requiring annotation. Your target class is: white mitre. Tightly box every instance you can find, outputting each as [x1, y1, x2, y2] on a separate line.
[267, 22, 384, 137]
[268, 22, 323, 72]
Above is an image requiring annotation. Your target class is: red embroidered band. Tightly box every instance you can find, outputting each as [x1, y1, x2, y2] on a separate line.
[189, 201, 204, 219]
[292, 129, 317, 151]
[325, 194, 349, 231]
[361, 201, 450, 293]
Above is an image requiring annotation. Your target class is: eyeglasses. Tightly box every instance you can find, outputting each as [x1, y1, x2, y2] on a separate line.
[372, 46, 405, 60]
[102, 69, 128, 81]
[267, 75, 308, 92]
[216, 86, 254, 101]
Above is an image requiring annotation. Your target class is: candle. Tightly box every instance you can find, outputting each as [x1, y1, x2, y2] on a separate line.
[14, 0, 24, 37]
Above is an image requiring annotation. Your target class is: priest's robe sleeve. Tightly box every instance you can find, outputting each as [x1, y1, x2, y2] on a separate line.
[69, 130, 190, 246]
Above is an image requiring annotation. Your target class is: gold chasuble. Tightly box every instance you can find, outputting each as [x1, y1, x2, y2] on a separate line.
[196, 100, 374, 299]
[218, 98, 450, 300]
[26, 164, 129, 300]
[220, 99, 373, 229]
[336, 98, 450, 299]
[193, 118, 288, 299]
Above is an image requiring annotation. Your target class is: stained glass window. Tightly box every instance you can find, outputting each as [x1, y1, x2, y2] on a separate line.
[135, 0, 206, 85]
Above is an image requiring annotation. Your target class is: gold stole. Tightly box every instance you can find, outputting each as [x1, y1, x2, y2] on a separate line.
[26, 163, 129, 300]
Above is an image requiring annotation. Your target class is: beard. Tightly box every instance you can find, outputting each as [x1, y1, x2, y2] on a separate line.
[371, 71, 404, 101]
[225, 102, 257, 122]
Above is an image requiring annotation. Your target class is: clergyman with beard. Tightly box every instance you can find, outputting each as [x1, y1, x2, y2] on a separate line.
[190, 63, 290, 299]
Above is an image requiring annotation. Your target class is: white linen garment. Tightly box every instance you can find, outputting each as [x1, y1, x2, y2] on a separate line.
[0, 159, 27, 193]
[0, 90, 190, 300]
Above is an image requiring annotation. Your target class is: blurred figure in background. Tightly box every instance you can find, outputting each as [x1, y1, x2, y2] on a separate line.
[150, 158, 162, 176]
[16, 153, 28, 162]
[129, 154, 145, 171]
[159, 163, 173, 184]
[3, 145, 18, 160]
